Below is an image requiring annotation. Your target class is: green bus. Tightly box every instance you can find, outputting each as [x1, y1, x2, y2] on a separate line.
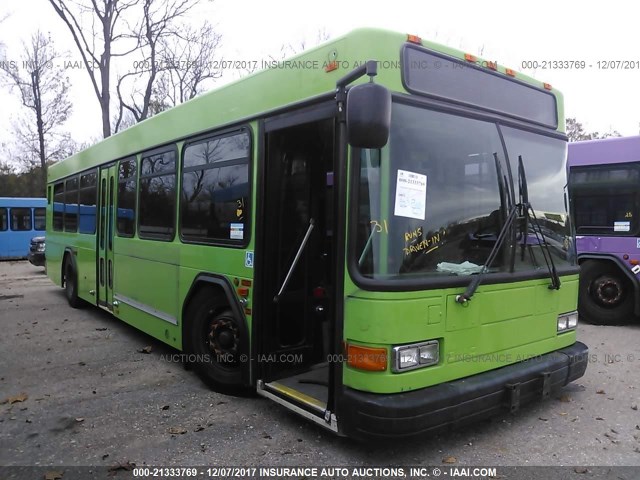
[46, 28, 588, 439]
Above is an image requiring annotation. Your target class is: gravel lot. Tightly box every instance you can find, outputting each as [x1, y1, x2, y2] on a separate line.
[1, 260, 639, 478]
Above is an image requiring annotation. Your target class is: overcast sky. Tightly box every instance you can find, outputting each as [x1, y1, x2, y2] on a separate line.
[1, 0, 639, 150]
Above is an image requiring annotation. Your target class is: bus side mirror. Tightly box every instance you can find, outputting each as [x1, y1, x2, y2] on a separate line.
[346, 82, 391, 149]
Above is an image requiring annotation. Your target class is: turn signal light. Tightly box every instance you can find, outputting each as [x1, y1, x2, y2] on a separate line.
[346, 344, 387, 372]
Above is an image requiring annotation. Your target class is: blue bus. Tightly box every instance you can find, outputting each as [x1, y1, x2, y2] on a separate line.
[0, 197, 47, 259]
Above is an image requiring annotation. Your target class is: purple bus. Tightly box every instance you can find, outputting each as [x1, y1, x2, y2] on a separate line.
[568, 136, 640, 324]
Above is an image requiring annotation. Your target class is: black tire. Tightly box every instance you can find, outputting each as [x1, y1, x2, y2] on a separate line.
[64, 257, 83, 309]
[578, 260, 634, 325]
[184, 288, 245, 391]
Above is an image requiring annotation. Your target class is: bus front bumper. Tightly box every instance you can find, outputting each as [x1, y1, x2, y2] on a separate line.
[339, 341, 588, 439]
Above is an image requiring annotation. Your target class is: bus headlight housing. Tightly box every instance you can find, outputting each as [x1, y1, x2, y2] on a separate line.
[557, 311, 578, 332]
[392, 340, 439, 372]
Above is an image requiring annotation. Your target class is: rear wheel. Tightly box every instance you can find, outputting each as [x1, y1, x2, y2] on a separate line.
[184, 288, 245, 391]
[63, 257, 83, 309]
[579, 260, 634, 325]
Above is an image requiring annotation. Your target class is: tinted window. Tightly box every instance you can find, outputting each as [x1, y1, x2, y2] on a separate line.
[403, 46, 558, 128]
[117, 158, 137, 237]
[0, 208, 7, 231]
[79, 171, 97, 234]
[65, 177, 78, 232]
[11, 208, 32, 231]
[501, 126, 573, 268]
[53, 182, 64, 231]
[139, 150, 176, 240]
[181, 132, 250, 243]
[34, 208, 46, 231]
[356, 105, 505, 278]
[570, 164, 640, 235]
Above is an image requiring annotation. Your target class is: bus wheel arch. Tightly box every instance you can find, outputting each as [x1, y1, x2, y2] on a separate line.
[182, 276, 251, 391]
[578, 258, 635, 325]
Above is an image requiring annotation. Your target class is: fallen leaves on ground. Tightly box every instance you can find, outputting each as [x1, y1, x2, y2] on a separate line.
[108, 461, 135, 473]
[44, 471, 64, 480]
[139, 346, 153, 354]
[168, 426, 187, 435]
[3, 393, 28, 404]
[442, 456, 456, 464]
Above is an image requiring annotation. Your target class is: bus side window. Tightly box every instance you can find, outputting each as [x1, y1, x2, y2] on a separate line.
[34, 208, 46, 231]
[0, 208, 7, 231]
[181, 131, 250, 243]
[117, 159, 137, 237]
[65, 176, 79, 232]
[10, 208, 32, 231]
[53, 182, 65, 231]
[139, 149, 176, 240]
[79, 170, 98, 234]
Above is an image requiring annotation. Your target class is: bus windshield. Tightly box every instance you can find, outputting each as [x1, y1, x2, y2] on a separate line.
[354, 102, 574, 281]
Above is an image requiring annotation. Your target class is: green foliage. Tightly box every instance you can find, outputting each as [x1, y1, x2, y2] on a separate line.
[566, 117, 622, 142]
[0, 165, 46, 197]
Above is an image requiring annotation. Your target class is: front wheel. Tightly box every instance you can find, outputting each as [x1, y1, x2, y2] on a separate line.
[578, 260, 634, 325]
[184, 289, 245, 391]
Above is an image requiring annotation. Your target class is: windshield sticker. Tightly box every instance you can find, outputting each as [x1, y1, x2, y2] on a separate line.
[394, 169, 427, 220]
[614, 221, 630, 232]
[230, 223, 244, 240]
[245, 251, 254, 268]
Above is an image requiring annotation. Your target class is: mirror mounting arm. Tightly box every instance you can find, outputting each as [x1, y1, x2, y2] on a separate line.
[335, 60, 379, 120]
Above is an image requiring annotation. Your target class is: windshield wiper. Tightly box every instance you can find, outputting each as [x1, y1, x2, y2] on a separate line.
[517, 156, 561, 290]
[456, 153, 561, 305]
[456, 153, 515, 304]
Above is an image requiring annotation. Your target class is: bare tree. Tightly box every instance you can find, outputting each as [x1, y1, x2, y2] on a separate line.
[115, 0, 208, 130]
[48, 0, 141, 138]
[0, 31, 73, 186]
[0, 13, 9, 56]
[158, 21, 222, 105]
[276, 28, 331, 60]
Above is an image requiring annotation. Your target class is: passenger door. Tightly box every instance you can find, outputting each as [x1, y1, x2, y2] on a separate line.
[97, 165, 116, 309]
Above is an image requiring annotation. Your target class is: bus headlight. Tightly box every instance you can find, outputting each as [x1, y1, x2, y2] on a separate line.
[37, 243, 46, 252]
[557, 311, 578, 332]
[392, 340, 439, 372]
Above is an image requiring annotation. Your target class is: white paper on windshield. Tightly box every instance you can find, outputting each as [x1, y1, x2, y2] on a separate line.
[394, 169, 427, 220]
[614, 221, 630, 232]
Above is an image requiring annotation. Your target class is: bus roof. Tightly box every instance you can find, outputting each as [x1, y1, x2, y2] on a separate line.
[568, 135, 640, 167]
[48, 27, 563, 183]
[0, 197, 47, 208]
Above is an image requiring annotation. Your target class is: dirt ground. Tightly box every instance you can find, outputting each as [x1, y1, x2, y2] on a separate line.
[1, 260, 640, 479]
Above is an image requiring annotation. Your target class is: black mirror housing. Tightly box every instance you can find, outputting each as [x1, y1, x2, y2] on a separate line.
[346, 82, 391, 149]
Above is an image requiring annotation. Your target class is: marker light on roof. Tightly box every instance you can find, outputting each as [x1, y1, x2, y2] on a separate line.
[464, 53, 476, 62]
[505, 68, 516, 77]
[543, 82, 552, 90]
[407, 34, 422, 44]
[324, 61, 338, 72]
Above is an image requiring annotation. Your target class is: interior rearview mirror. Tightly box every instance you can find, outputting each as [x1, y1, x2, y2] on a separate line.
[346, 82, 391, 149]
